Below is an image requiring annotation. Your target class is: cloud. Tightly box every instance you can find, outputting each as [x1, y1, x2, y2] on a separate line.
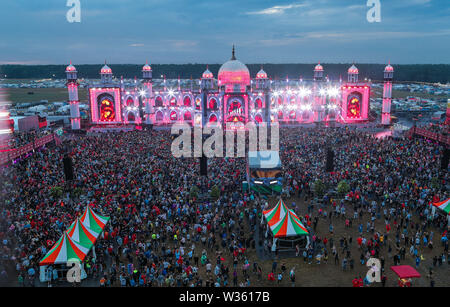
[130, 43, 145, 47]
[245, 3, 307, 15]
[0, 60, 46, 65]
[256, 29, 450, 46]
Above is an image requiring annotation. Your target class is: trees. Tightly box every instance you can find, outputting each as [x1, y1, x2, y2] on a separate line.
[210, 185, 220, 201]
[1, 64, 449, 83]
[314, 179, 325, 197]
[430, 177, 440, 190]
[189, 186, 199, 200]
[337, 180, 350, 195]
[50, 186, 63, 198]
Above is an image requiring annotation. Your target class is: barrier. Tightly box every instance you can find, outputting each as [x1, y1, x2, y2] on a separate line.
[408, 127, 450, 146]
[0, 133, 57, 165]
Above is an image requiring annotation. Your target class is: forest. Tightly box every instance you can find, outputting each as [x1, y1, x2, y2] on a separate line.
[1, 64, 449, 83]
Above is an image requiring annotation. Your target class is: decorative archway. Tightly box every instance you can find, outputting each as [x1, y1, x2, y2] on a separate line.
[127, 111, 136, 122]
[125, 96, 134, 107]
[255, 97, 263, 109]
[209, 97, 218, 110]
[155, 110, 164, 122]
[254, 113, 263, 123]
[347, 92, 362, 119]
[155, 96, 164, 107]
[97, 93, 116, 122]
[289, 111, 296, 120]
[183, 95, 192, 107]
[208, 113, 218, 123]
[168, 95, 177, 106]
[169, 110, 178, 121]
[194, 96, 202, 110]
[183, 111, 192, 121]
[277, 111, 284, 120]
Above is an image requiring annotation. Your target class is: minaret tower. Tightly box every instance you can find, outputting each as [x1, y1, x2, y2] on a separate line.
[313, 62, 325, 123]
[142, 61, 153, 125]
[100, 61, 113, 84]
[201, 65, 214, 90]
[201, 65, 214, 127]
[348, 64, 359, 83]
[382, 62, 394, 125]
[66, 61, 80, 130]
[255, 66, 270, 125]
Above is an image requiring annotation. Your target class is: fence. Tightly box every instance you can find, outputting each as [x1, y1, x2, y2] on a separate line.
[408, 127, 450, 146]
[0, 133, 58, 165]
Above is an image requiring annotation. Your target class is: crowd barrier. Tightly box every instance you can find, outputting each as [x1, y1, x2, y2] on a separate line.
[408, 127, 450, 146]
[0, 134, 58, 165]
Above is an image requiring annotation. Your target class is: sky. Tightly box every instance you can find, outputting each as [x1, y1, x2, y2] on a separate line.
[0, 0, 449, 65]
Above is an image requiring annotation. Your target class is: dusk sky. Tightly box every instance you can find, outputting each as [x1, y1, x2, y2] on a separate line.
[1, 0, 449, 65]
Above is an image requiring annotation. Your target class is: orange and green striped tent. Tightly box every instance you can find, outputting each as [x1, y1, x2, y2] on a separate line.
[263, 199, 289, 226]
[270, 209, 309, 238]
[39, 233, 90, 266]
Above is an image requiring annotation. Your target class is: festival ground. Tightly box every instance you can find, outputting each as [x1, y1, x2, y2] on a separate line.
[1, 128, 448, 288]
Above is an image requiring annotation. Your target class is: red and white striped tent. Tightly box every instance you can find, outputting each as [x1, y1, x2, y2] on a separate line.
[433, 198, 450, 215]
[66, 218, 100, 249]
[263, 199, 289, 226]
[80, 205, 110, 233]
[39, 232, 90, 266]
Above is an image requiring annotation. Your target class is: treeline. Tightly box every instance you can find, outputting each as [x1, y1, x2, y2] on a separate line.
[1, 63, 449, 83]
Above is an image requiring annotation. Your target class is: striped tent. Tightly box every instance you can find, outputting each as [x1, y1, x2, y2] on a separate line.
[433, 198, 450, 215]
[270, 209, 309, 238]
[66, 218, 100, 248]
[80, 205, 110, 233]
[40, 233, 90, 266]
[264, 199, 289, 227]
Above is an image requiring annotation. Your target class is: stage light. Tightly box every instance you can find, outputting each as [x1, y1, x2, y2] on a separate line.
[0, 129, 12, 135]
[327, 87, 340, 97]
[299, 88, 308, 97]
[270, 180, 278, 185]
[139, 90, 146, 97]
[319, 89, 327, 96]
[254, 180, 263, 185]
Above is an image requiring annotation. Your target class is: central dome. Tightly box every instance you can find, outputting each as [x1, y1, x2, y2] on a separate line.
[218, 46, 250, 86]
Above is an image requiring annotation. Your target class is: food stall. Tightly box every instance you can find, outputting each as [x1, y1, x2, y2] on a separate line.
[390, 265, 421, 287]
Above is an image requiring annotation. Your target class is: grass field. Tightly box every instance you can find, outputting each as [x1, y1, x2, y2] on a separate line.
[4, 88, 88, 104]
[372, 89, 448, 100]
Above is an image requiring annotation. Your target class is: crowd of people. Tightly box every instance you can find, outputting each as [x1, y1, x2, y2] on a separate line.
[0, 126, 448, 287]
[0, 129, 52, 150]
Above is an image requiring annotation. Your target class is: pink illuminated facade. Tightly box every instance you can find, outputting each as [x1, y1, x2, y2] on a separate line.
[67, 49, 391, 128]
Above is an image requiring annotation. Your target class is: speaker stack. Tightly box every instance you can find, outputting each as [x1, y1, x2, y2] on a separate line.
[325, 148, 334, 172]
[200, 155, 208, 176]
[441, 148, 450, 170]
[63, 155, 74, 181]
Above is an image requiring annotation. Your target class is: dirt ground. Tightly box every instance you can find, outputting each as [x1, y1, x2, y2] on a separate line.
[191, 194, 449, 288]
